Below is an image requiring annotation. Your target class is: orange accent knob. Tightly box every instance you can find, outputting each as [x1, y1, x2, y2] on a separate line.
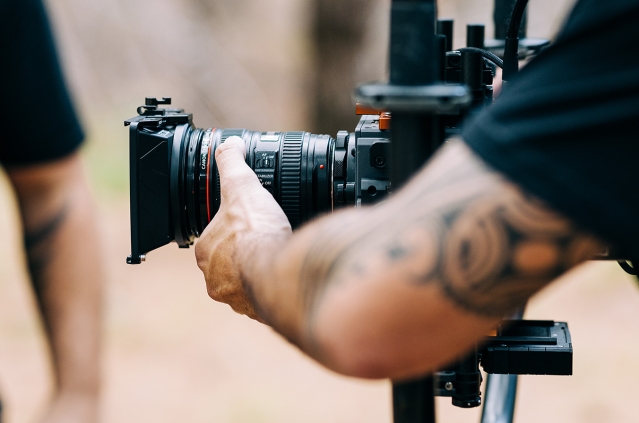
[379, 112, 391, 130]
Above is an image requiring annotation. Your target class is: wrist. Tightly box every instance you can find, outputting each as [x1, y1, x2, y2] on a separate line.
[239, 226, 313, 345]
[238, 231, 288, 317]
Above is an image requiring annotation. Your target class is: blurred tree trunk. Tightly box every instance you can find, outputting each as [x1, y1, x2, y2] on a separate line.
[310, 0, 376, 135]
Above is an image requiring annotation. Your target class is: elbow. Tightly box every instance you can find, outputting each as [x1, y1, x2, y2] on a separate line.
[336, 361, 393, 380]
[303, 290, 390, 379]
[316, 330, 396, 379]
[307, 304, 422, 380]
[312, 318, 451, 380]
[303, 278, 455, 380]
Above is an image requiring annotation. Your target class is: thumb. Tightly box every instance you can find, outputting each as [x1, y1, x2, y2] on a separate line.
[215, 136, 248, 175]
[215, 136, 259, 196]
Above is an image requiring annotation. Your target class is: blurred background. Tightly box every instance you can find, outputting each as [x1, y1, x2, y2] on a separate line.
[1, 0, 639, 421]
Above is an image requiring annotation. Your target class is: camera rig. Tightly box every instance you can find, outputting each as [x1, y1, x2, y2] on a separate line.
[125, 0, 639, 421]
[352, 1, 573, 423]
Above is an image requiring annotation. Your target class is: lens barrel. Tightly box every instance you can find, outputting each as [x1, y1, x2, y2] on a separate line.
[127, 103, 389, 263]
[170, 126, 336, 247]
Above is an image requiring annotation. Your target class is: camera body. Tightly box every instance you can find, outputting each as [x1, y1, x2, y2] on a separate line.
[125, 98, 390, 264]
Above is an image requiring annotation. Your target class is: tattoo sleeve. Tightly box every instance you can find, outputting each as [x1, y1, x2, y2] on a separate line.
[297, 139, 600, 335]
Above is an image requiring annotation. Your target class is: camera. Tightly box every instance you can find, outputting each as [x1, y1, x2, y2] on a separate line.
[125, 40, 496, 266]
[125, 97, 391, 264]
[125, 31, 499, 265]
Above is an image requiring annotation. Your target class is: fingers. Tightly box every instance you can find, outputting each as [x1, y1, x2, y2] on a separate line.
[215, 136, 261, 196]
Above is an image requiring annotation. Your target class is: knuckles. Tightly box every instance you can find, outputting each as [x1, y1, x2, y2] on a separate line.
[206, 279, 242, 305]
[206, 283, 224, 302]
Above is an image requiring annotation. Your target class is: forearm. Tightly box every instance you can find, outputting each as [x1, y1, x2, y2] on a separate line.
[218, 140, 506, 375]
[8, 155, 102, 396]
[29, 185, 102, 395]
[238, 169, 493, 376]
[238, 199, 495, 378]
[233, 140, 604, 378]
[199, 138, 603, 380]
[238, 201, 488, 379]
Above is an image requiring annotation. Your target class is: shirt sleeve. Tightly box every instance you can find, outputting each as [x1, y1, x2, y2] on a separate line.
[0, 0, 84, 166]
[462, 0, 639, 258]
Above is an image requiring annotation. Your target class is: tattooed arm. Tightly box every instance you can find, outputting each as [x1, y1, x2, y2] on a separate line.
[196, 136, 602, 380]
[7, 153, 102, 423]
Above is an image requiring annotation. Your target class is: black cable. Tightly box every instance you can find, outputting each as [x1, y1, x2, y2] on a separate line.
[507, 0, 529, 39]
[503, 0, 529, 82]
[458, 47, 504, 69]
[618, 260, 638, 276]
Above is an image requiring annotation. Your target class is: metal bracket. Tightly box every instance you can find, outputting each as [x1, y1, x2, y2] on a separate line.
[355, 83, 471, 114]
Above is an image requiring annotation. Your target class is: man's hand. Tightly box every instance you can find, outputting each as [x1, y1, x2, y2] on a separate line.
[195, 136, 292, 322]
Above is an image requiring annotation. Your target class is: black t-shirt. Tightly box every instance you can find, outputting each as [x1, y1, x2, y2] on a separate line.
[463, 0, 639, 258]
[0, 0, 83, 166]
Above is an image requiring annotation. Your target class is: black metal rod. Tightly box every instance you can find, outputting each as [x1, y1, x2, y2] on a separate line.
[436, 34, 447, 81]
[393, 377, 437, 423]
[388, 1, 439, 422]
[391, 114, 437, 185]
[437, 19, 454, 52]
[389, 0, 439, 188]
[466, 24, 485, 49]
[390, 1, 437, 86]
[461, 50, 485, 107]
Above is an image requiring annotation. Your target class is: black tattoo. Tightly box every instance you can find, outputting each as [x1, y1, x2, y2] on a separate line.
[24, 203, 69, 302]
[297, 140, 600, 349]
[388, 245, 409, 261]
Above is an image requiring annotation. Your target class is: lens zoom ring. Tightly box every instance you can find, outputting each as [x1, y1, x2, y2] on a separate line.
[334, 149, 347, 179]
[280, 132, 304, 228]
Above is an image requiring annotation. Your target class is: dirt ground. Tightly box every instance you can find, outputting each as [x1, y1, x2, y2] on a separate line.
[1, 192, 639, 423]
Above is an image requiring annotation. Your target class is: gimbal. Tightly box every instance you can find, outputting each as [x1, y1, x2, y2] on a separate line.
[353, 1, 575, 422]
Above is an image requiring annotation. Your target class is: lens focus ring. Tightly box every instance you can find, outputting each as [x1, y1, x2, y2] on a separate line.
[280, 132, 304, 228]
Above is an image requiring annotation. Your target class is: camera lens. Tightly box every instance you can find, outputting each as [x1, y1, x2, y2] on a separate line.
[126, 101, 390, 263]
[170, 126, 338, 247]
